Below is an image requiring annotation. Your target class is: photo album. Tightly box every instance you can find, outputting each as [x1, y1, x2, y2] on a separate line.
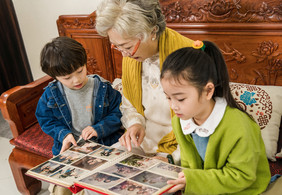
[26, 140, 183, 194]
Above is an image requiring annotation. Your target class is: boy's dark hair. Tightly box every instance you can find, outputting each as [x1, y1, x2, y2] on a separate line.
[161, 41, 245, 113]
[40, 36, 87, 78]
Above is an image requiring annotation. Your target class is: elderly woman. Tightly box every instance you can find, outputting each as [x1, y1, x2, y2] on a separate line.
[96, 0, 194, 163]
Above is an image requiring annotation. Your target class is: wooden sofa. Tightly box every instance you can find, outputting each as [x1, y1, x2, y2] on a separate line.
[0, 0, 281, 194]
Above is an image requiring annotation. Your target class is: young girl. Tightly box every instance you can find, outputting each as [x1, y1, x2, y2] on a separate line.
[160, 41, 271, 194]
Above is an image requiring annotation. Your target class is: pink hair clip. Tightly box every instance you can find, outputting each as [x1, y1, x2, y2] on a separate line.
[192, 40, 205, 51]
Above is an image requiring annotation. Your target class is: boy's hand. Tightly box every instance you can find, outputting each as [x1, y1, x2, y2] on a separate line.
[166, 171, 186, 193]
[119, 123, 145, 151]
[81, 126, 97, 140]
[60, 134, 77, 154]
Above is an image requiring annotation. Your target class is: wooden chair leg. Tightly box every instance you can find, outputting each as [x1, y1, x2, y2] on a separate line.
[8, 148, 48, 195]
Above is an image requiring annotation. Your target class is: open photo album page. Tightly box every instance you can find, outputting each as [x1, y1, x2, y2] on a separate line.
[26, 140, 183, 194]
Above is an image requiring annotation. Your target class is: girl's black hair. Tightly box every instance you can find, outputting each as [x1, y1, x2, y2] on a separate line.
[40, 36, 87, 78]
[160, 41, 246, 113]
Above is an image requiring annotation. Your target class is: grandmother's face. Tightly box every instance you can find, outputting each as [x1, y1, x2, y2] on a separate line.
[107, 28, 158, 62]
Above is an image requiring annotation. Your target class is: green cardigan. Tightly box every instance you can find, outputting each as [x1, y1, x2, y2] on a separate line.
[172, 106, 271, 195]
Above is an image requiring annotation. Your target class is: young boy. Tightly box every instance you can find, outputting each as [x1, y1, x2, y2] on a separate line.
[36, 37, 123, 194]
[36, 36, 123, 157]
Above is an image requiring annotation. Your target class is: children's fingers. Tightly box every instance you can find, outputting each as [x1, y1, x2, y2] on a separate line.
[167, 179, 177, 185]
[81, 127, 91, 139]
[167, 184, 185, 193]
[60, 145, 66, 154]
[167, 177, 186, 193]
[167, 177, 186, 185]
[178, 171, 185, 178]
[70, 137, 77, 146]
[60, 142, 70, 154]
[86, 134, 91, 140]
[86, 131, 96, 140]
[166, 177, 186, 193]
[81, 129, 87, 140]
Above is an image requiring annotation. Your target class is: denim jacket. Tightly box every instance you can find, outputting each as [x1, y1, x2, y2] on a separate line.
[36, 75, 122, 155]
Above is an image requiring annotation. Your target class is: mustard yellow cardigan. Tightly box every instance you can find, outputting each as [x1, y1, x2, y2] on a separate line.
[121, 27, 194, 154]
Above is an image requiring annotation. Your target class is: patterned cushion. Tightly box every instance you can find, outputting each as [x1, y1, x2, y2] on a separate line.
[230, 83, 282, 161]
[13, 123, 53, 158]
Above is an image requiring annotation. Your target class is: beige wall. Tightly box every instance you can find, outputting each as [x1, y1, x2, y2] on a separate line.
[12, 0, 102, 80]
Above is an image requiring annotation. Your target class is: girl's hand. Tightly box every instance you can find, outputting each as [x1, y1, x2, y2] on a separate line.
[81, 126, 97, 140]
[60, 134, 77, 154]
[119, 123, 145, 151]
[166, 172, 186, 193]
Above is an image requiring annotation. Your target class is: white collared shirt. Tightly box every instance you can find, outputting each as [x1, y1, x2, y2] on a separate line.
[180, 97, 227, 137]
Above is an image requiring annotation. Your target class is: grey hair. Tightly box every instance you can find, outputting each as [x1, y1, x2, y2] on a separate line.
[95, 0, 166, 42]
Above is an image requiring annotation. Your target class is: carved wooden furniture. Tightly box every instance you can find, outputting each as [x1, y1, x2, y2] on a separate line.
[0, 75, 53, 195]
[0, 0, 281, 194]
[57, 0, 282, 85]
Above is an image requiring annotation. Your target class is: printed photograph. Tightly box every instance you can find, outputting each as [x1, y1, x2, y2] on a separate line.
[90, 146, 125, 160]
[109, 180, 158, 195]
[79, 172, 124, 189]
[50, 166, 86, 181]
[70, 141, 101, 154]
[30, 161, 65, 176]
[130, 171, 170, 189]
[101, 163, 142, 178]
[71, 156, 107, 171]
[119, 154, 158, 169]
[149, 162, 182, 179]
[51, 150, 84, 164]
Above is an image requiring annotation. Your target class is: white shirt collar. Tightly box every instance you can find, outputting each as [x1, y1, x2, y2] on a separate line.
[180, 97, 227, 137]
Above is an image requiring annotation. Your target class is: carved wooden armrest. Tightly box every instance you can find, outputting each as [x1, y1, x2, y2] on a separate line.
[0, 75, 52, 139]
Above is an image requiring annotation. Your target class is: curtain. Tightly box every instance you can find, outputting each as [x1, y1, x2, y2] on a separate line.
[0, 0, 33, 94]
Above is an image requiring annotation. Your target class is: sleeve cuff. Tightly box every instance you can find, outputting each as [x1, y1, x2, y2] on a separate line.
[171, 144, 181, 165]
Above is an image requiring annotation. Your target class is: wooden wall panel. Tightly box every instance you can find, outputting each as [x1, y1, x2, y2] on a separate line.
[56, 0, 282, 85]
[57, 13, 116, 82]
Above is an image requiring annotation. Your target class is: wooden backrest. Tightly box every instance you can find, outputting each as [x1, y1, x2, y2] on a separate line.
[163, 0, 282, 85]
[0, 76, 52, 138]
[57, 13, 117, 82]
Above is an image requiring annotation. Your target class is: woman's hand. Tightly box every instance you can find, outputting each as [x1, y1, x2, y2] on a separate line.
[166, 172, 186, 193]
[60, 134, 77, 154]
[119, 123, 145, 151]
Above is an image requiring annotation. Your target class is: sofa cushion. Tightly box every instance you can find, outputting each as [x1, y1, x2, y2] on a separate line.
[269, 160, 282, 176]
[230, 83, 282, 161]
[276, 127, 282, 159]
[13, 123, 53, 158]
